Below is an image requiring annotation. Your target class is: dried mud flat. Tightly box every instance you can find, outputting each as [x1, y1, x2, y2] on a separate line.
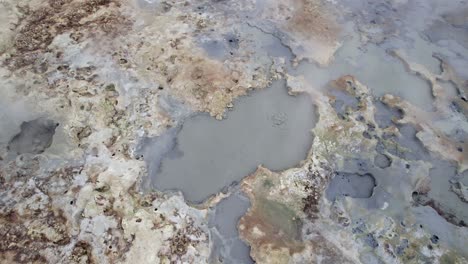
[0, 0, 467, 263]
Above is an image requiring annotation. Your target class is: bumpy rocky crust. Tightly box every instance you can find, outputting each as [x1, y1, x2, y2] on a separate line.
[0, 0, 467, 263]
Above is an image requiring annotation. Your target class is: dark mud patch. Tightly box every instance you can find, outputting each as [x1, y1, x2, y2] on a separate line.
[412, 159, 468, 227]
[374, 153, 392, 168]
[326, 172, 376, 201]
[374, 100, 404, 129]
[209, 192, 253, 264]
[377, 124, 431, 161]
[328, 88, 359, 120]
[7, 118, 59, 155]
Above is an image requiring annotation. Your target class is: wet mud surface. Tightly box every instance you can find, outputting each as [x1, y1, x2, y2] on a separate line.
[326, 172, 376, 201]
[144, 81, 317, 203]
[0, 0, 467, 263]
[7, 118, 59, 156]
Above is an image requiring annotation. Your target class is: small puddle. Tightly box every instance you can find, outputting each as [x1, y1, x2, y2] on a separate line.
[7, 118, 59, 156]
[426, 160, 468, 225]
[291, 38, 435, 111]
[326, 172, 376, 201]
[208, 192, 253, 264]
[374, 100, 404, 129]
[140, 80, 317, 203]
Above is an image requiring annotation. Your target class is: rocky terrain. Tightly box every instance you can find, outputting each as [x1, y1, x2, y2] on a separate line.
[0, 0, 467, 263]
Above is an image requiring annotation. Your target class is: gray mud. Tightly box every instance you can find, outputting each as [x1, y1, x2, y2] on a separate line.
[374, 154, 392, 169]
[291, 41, 435, 112]
[374, 100, 404, 129]
[208, 192, 253, 264]
[142, 80, 317, 203]
[329, 88, 359, 120]
[7, 118, 59, 155]
[326, 172, 376, 201]
[378, 124, 431, 161]
[426, 160, 468, 225]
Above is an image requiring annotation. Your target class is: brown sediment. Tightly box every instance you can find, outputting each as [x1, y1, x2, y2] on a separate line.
[0, 210, 71, 263]
[238, 168, 305, 260]
[238, 165, 354, 263]
[6, 0, 129, 69]
[286, 0, 340, 44]
[169, 54, 247, 118]
[70, 241, 97, 264]
[258, 0, 341, 65]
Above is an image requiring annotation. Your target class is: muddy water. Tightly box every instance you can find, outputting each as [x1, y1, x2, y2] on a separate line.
[292, 39, 435, 111]
[326, 172, 376, 201]
[209, 192, 253, 264]
[144, 80, 316, 203]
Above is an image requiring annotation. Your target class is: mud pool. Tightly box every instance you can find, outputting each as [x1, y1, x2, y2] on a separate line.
[291, 40, 435, 111]
[7, 118, 59, 156]
[208, 191, 253, 264]
[141, 80, 317, 203]
[326, 172, 376, 201]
